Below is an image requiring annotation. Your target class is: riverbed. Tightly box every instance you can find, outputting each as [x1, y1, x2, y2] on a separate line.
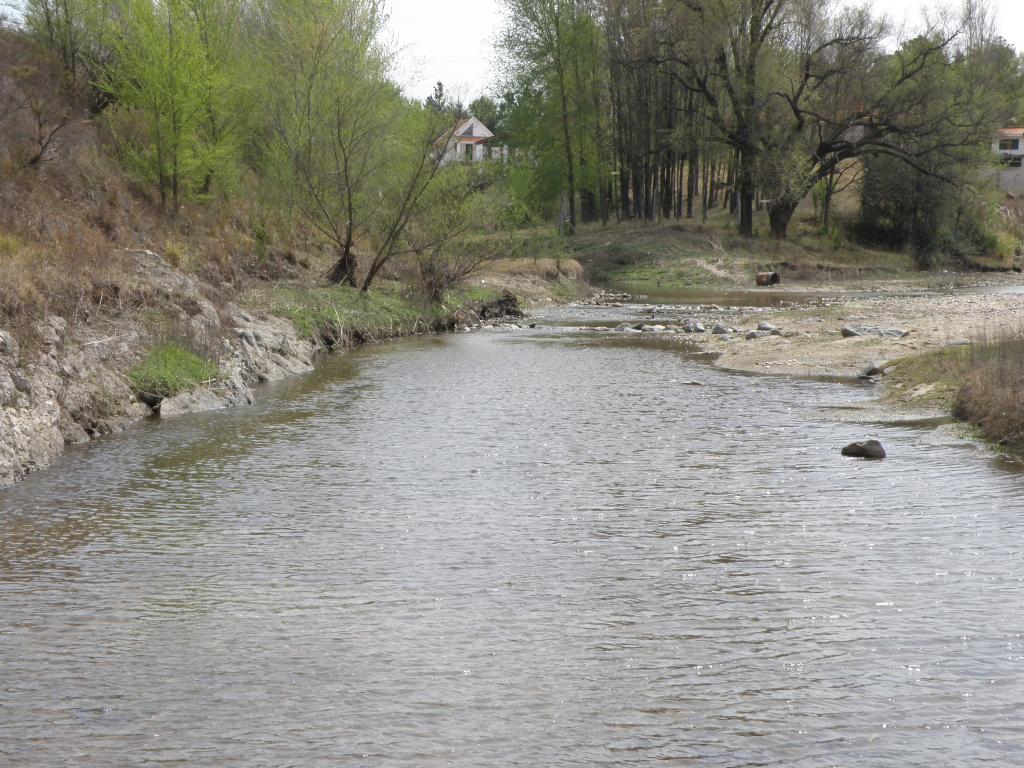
[2, 315, 1023, 766]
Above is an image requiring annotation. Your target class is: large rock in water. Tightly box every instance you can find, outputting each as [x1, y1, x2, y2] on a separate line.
[841, 440, 887, 459]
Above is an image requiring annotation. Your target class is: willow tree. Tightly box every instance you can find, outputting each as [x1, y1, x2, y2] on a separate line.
[257, 0, 393, 285]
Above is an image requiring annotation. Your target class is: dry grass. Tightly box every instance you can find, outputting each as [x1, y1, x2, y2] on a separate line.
[953, 328, 1024, 450]
[0, 29, 320, 349]
[486, 257, 585, 280]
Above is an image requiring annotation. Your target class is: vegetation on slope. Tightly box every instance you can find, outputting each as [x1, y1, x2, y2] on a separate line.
[128, 344, 219, 400]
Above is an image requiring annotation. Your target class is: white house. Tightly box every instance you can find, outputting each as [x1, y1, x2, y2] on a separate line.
[437, 116, 494, 165]
[994, 127, 1024, 195]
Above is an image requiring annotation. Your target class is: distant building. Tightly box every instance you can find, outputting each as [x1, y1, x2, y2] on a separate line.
[437, 117, 494, 165]
[994, 127, 1024, 195]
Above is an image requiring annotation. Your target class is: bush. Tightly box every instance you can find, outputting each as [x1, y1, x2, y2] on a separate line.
[128, 343, 219, 400]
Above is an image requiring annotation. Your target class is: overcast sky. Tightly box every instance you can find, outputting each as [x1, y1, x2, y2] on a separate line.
[386, 0, 1024, 101]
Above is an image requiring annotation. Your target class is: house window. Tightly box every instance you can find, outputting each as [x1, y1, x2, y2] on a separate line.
[999, 138, 1020, 150]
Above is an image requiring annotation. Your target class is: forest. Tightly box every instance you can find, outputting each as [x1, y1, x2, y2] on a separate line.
[493, 0, 1024, 260]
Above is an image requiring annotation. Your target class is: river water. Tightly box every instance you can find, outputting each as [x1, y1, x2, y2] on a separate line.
[2, 311, 1024, 766]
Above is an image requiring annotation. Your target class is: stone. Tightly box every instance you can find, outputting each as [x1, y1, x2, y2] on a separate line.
[841, 326, 862, 338]
[712, 324, 730, 334]
[11, 373, 31, 394]
[769, 328, 784, 337]
[0, 371, 14, 406]
[745, 331, 759, 340]
[757, 321, 777, 331]
[879, 328, 909, 338]
[0, 330, 16, 358]
[159, 388, 232, 418]
[862, 361, 888, 377]
[841, 440, 886, 459]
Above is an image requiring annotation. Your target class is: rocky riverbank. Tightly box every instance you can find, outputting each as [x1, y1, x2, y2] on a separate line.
[592, 272, 1024, 430]
[0, 250, 538, 489]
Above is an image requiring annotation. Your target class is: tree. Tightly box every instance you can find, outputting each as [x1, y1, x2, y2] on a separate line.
[258, 0, 392, 285]
[102, 0, 232, 213]
[498, 0, 612, 232]
[400, 164, 492, 302]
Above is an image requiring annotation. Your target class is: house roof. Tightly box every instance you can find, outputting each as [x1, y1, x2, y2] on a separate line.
[454, 116, 494, 140]
[997, 127, 1024, 138]
[434, 116, 495, 148]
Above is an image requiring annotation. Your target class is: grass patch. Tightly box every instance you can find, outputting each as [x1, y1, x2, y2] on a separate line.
[557, 217, 914, 293]
[444, 285, 504, 306]
[884, 345, 972, 410]
[128, 344, 219, 400]
[255, 281, 438, 342]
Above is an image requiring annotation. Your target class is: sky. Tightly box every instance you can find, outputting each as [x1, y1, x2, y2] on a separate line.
[386, 0, 1024, 102]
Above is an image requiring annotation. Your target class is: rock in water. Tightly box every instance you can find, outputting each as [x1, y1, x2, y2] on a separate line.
[862, 361, 888, 377]
[841, 440, 886, 459]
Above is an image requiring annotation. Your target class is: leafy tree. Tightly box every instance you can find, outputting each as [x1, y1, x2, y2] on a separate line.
[498, 0, 610, 232]
[400, 163, 493, 302]
[102, 0, 231, 213]
[257, 0, 392, 285]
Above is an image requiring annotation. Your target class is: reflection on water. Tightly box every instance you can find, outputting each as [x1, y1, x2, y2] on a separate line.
[2, 321, 1024, 767]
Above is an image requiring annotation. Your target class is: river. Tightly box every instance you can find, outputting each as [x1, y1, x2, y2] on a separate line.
[2, 309, 1023, 766]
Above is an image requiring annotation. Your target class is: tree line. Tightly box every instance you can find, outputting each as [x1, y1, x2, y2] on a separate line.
[495, 0, 1023, 251]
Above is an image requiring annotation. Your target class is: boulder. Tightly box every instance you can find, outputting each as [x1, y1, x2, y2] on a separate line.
[841, 440, 886, 459]
[840, 326, 862, 338]
[769, 328, 784, 337]
[745, 331, 760, 340]
[757, 321, 777, 331]
[755, 271, 782, 286]
[11, 372, 31, 394]
[862, 361, 888, 378]
[712, 324, 731, 335]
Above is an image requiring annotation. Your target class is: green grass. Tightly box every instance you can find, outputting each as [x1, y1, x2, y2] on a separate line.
[259, 281, 439, 342]
[444, 285, 504, 306]
[128, 344, 219, 399]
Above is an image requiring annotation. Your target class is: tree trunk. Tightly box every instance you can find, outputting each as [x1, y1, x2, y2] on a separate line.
[822, 171, 835, 228]
[767, 198, 798, 240]
[737, 150, 755, 237]
[327, 245, 357, 286]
